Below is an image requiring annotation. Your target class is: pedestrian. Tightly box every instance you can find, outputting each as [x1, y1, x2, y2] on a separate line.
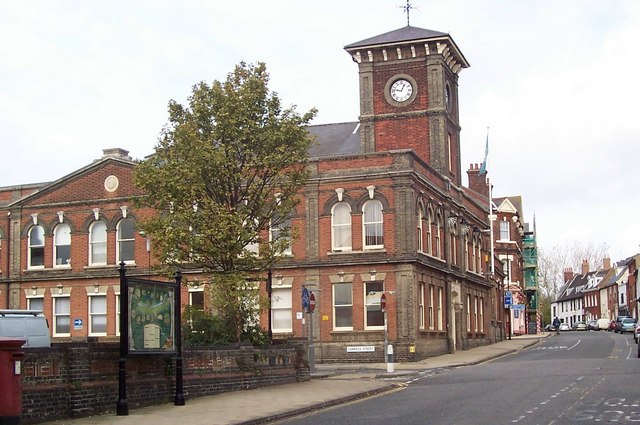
[552, 316, 561, 335]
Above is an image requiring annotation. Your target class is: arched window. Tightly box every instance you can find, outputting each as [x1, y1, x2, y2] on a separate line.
[363, 199, 383, 249]
[435, 213, 443, 258]
[417, 205, 424, 252]
[53, 223, 71, 267]
[426, 208, 433, 255]
[89, 221, 107, 265]
[28, 225, 45, 268]
[449, 225, 457, 265]
[332, 202, 352, 251]
[476, 237, 483, 274]
[116, 218, 135, 264]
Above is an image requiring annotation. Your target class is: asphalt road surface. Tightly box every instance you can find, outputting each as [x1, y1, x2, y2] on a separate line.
[280, 331, 640, 425]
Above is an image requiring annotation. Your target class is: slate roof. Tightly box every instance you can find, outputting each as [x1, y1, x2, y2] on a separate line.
[344, 26, 449, 49]
[307, 122, 361, 158]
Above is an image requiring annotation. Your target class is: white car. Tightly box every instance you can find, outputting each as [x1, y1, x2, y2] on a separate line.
[559, 323, 571, 331]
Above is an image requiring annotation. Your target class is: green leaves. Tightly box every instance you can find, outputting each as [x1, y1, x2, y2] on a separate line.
[134, 62, 316, 343]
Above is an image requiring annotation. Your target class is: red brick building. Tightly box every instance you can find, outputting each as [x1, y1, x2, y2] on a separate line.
[0, 25, 503, 362]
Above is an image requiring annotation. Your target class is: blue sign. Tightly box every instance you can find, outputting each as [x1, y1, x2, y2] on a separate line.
[302, 287, 310, 310]
[511, 304, 526, 311]
[504, 291, 512, 307]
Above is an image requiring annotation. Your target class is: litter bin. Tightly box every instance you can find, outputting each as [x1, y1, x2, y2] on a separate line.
[0, 338, 26, 425]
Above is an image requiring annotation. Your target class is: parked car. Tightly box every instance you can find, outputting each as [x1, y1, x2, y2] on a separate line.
[544, 324, 556, 332]
[559, 323, 571, 331]
[596, 318, 610, 330]
[619, 318, 637, 334]
[615, 316, 631, 333]
[634, 323, 640, 343]
[573, 322, 588, 331]
[587, 320, 598, 331]
[0, 309, 51, 347]
[608, 320, 617, 331]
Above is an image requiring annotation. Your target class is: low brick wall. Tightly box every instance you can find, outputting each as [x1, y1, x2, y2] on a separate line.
[21, 339, 309, 424]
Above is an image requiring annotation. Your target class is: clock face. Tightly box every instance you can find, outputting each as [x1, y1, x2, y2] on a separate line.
[390, 79, 413, 102]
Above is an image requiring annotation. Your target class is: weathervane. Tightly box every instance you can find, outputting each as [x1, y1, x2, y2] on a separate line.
[402, 1, 414, 26]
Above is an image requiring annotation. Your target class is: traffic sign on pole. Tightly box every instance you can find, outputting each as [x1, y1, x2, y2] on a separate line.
[309, 292, 316, 313]
[302, 287, 310, 311]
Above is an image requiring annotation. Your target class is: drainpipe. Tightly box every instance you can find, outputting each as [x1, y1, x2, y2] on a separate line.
[5, 211, 10, 309]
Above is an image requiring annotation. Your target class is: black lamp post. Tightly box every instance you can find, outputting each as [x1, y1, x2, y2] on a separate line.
[267, 269, 273, 343]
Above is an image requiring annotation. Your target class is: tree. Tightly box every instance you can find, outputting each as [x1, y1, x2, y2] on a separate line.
[135, 62, 317, 343]
[538, 241, 609, 298]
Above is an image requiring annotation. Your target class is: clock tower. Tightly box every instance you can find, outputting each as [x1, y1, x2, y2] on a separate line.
[345, 26, 469, 186]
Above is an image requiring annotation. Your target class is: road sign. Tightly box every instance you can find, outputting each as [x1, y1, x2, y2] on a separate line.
[309, 292, 316, 313]
[511, 304, 526, 311]
[302, 287, 310, 310]
[380, 293, 386, 312]
[504, 291, 513, 307]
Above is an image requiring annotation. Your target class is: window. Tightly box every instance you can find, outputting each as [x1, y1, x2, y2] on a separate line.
[332, 202, 352, 251]
[89, 221, 107, 265]
[333, 283, 353, 330]
[28, 225, 45, 268]
[428, 285, 435, 330]
[479, 297, 484, 332]
[116, 218, 135, 264]
[466, 294, 471, 332]
[437, 287, 444, 331]
[435, 214, 443, 258]
[419, 283, 425, 330]
[363, 200, 383, 249]
[500, 220, 510, 241]
[189, 289, 204, 310]
[417, 208, 424, 252]
[54, 223, 71, 267]
[426, 209, 433, 255]
[53, 296, 70, 336]
[272, 286, 292, 333]
[115, 294, 121, 336]
[89, 295, 107, 335]
[27, 297, 44, 312]
[270, 217, 292, 256]
[450, 228, 457, 265]
[364, 281, 384, 329]
[464, 235, 470, 270]
[474, 296, 479, 332]
[447, 133, 453, 171]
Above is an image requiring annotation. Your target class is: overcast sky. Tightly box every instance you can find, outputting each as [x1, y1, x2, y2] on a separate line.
[1, 1, 639, 263]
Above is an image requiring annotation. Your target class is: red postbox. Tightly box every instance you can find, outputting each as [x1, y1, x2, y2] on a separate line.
[0, 338, 26, 425]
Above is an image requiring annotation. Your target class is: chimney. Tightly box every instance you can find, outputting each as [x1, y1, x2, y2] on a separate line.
[563, 267, 574, 283]
[603, 257, 611, 271]
[101, 148, 132, 161]
[581, 259, 589, 275]
[467, 163, 489, 198]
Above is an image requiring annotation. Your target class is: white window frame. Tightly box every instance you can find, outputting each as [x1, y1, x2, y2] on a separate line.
[364, 281, 384, 330]
[474, 296, 479, 332]
[466, 294, 471, 332]
[28, 225, 45, 269]
[428, 285, 435, 330]
[479, 297, 484, 332]
[52, 296, 71, 337]
[271, 281, 293, 334]
[435, 214, 442, 258]
[89, 220, 108, 266]
[332, 202, 352, 252]
[270, 217, 292, 256]
[115, 293, 120, 337]
[116, 218, 135, 264]
[419, 283, 425, 330]
[417, 207, 424, 252]
[426, 209, 433, 255]
[88, 294, 107, 336]
[362, 199, 384, 250]
[333, 282, 353, 331]
[53, 223, 71, 268]
[437, 287, 443, 331]
[499, 220, 510, 241]
[27, 296, 44, 312]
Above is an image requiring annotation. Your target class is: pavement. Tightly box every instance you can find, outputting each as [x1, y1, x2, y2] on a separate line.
[39, 333, 548, 425]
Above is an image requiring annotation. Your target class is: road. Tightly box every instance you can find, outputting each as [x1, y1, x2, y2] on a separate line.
[280, 331, 640, 424]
